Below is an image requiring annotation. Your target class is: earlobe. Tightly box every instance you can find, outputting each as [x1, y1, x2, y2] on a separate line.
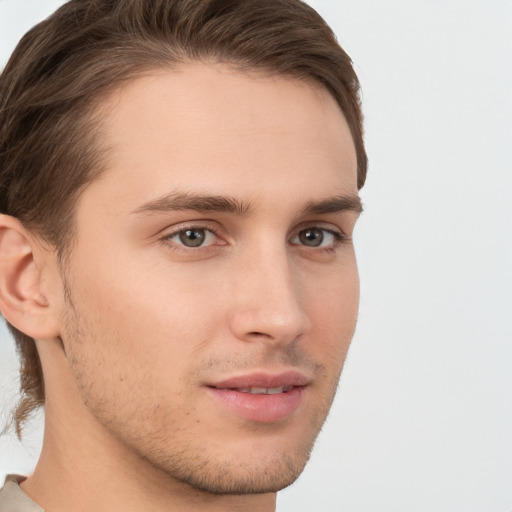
[0, 214, 60, 339]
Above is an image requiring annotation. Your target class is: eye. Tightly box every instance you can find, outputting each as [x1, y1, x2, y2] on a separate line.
[166, 227, 217, 248]
[291, 227, 341, 248]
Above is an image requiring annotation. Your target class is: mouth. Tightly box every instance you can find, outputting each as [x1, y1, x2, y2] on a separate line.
[205, 371, 309, 423]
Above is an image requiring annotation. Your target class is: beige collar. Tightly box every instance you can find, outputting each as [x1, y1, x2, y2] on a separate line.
[0, 475, 45, 512]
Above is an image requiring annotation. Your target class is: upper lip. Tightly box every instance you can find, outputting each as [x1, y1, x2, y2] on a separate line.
[207, 370, 311, 389]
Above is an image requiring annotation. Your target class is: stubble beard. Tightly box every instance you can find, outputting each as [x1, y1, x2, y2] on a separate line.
[123, 389, 336, 496]
[60, 276, 343, 496]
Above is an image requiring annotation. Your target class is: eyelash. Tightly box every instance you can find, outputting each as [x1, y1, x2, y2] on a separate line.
[161, 223, 225, 252]
[160, 223, 347, 253]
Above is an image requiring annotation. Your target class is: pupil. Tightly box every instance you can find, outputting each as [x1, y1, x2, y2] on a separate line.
[300, 228, 323, 247]
[179, 229, 205, 247]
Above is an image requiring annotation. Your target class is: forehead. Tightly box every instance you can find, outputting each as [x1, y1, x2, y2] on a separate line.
[86, 62, 357, 213]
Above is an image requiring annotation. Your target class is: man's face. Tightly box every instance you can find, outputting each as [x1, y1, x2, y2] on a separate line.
[57, 63, 360, 494]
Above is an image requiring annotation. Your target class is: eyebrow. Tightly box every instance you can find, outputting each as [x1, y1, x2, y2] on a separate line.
[301, 195, 363, 216]
[131, 192, 254, 216]
[131, 192, 362, 217]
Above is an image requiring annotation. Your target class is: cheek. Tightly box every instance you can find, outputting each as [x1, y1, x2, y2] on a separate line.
[62, 256, 225, 400]
[61, 286, 203, 436]
[305, 258, 359, 362]
[71, 249, 222, 339]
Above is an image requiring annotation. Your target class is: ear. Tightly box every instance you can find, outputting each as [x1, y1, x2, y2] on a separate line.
[0, 214, 61, 340]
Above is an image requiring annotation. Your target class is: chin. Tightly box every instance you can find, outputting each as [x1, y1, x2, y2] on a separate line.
[172, 451, 311, 495]
[144, 434, 315, 496]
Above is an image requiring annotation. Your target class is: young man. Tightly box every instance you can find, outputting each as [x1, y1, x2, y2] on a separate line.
[0, 0, 367, 510]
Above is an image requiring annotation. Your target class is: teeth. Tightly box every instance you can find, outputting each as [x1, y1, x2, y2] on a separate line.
[249, 387, 269, 394]
[236, 386, 288, 395]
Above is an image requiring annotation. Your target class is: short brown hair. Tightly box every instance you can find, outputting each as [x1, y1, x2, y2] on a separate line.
[0, 0, 367, 437]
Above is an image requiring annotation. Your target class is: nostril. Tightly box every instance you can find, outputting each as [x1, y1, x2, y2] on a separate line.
[248, 331, 274, 339]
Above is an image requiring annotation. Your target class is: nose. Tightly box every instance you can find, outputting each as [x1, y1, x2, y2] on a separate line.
[228, 246, 311, 346]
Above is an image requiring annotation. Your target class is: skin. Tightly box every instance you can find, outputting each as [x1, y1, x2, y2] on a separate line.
[0, 63, 360, 512]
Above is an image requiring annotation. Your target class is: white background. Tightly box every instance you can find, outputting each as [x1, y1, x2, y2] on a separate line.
[0, 1, 511, 511]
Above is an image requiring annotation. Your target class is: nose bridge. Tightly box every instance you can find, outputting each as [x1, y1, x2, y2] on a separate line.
[228, 240, 310, 344]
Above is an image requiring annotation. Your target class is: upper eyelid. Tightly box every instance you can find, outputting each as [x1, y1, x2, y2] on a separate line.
[158, 220, 347, 243]
[160, 221, 221, 237]
[156, 218, 350, 241]
[292, 222, 346, 239]
[161, 222, 342, 235]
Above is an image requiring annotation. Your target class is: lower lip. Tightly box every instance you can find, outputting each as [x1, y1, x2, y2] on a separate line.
[206, 387, 304, 423]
